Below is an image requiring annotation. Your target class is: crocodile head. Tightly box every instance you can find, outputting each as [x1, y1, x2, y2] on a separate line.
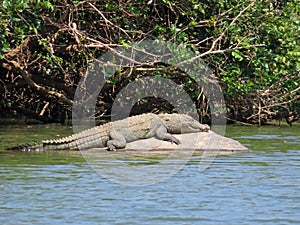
[160, 114, 210, 134]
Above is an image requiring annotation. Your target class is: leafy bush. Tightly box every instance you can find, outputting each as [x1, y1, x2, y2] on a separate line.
[0, 0, 299, 124]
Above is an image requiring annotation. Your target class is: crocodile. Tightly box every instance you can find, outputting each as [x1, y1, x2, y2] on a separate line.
[6, 113, 210, 151]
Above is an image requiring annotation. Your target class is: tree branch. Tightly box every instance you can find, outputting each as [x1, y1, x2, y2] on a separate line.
[3, 59, 73, 106]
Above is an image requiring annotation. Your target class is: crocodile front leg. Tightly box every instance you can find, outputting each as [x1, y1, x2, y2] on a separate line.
[155, 125, 180, 144]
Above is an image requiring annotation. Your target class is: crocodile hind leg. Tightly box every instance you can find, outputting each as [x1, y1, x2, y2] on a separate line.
[107, 131, 127, 151]
[155, 125, 180, 144]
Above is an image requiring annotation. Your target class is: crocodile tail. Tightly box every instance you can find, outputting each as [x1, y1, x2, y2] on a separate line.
[5, 141, 43, 151]
[41, 136, 78, 150]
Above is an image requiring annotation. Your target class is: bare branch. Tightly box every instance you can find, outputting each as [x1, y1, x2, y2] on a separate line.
[3, 59, 73, 106]
[178, 1, 258, 65]
[88, 2, 132, 40]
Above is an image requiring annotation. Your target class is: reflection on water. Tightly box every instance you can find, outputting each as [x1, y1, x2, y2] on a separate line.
[0, 124, 299, 224]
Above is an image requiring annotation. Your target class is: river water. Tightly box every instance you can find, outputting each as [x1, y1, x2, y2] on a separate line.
[0, 124, 299, 224]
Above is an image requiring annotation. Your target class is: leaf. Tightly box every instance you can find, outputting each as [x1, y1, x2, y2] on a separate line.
[189, 21, 198, 26]
[120, 39, 130, 48]
[39, 1, 55, 11]
[231, 51, 243, 61]
[198, 5, 205, 14]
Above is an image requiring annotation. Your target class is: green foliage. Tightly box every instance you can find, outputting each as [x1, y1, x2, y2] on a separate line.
[210, 0, 300, 100]
[0, 0, 54, 57]
[0, 0, 299, 123]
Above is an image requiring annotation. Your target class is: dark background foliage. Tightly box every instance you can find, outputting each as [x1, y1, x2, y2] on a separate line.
[0, 0, 299, 125]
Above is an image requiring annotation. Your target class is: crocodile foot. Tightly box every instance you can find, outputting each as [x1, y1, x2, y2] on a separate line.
[169, 136, 181, 145]
[107, 144, 117, 151]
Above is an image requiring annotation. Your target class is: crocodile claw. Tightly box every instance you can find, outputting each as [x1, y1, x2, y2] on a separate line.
[107, 144, 116, 151]
[170, 136, 180, 145]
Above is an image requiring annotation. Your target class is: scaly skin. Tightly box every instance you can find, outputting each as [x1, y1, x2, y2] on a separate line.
[6, 113, 210, 151]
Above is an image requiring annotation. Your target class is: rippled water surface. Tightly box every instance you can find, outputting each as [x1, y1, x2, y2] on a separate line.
[0, 124, 299, 224]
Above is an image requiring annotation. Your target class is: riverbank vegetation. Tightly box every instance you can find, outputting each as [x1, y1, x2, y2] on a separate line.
[0, 0, 299, 125]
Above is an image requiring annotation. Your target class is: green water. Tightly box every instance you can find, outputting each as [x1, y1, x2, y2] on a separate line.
[0, 124, 299, 224]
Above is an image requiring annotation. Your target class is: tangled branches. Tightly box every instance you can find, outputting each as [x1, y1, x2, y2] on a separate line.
[0, 0, 299, 125]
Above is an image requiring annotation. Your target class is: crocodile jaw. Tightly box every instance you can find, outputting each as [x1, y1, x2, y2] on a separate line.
[181, 118, 210, 133]
[189, 119, 210, 131]
[160, 114, 210, 134]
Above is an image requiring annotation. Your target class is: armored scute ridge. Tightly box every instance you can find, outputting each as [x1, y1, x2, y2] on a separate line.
[6, 113, 210, 151]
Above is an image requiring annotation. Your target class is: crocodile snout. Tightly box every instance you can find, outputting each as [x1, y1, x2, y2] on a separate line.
[189, 122, 210, 132]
